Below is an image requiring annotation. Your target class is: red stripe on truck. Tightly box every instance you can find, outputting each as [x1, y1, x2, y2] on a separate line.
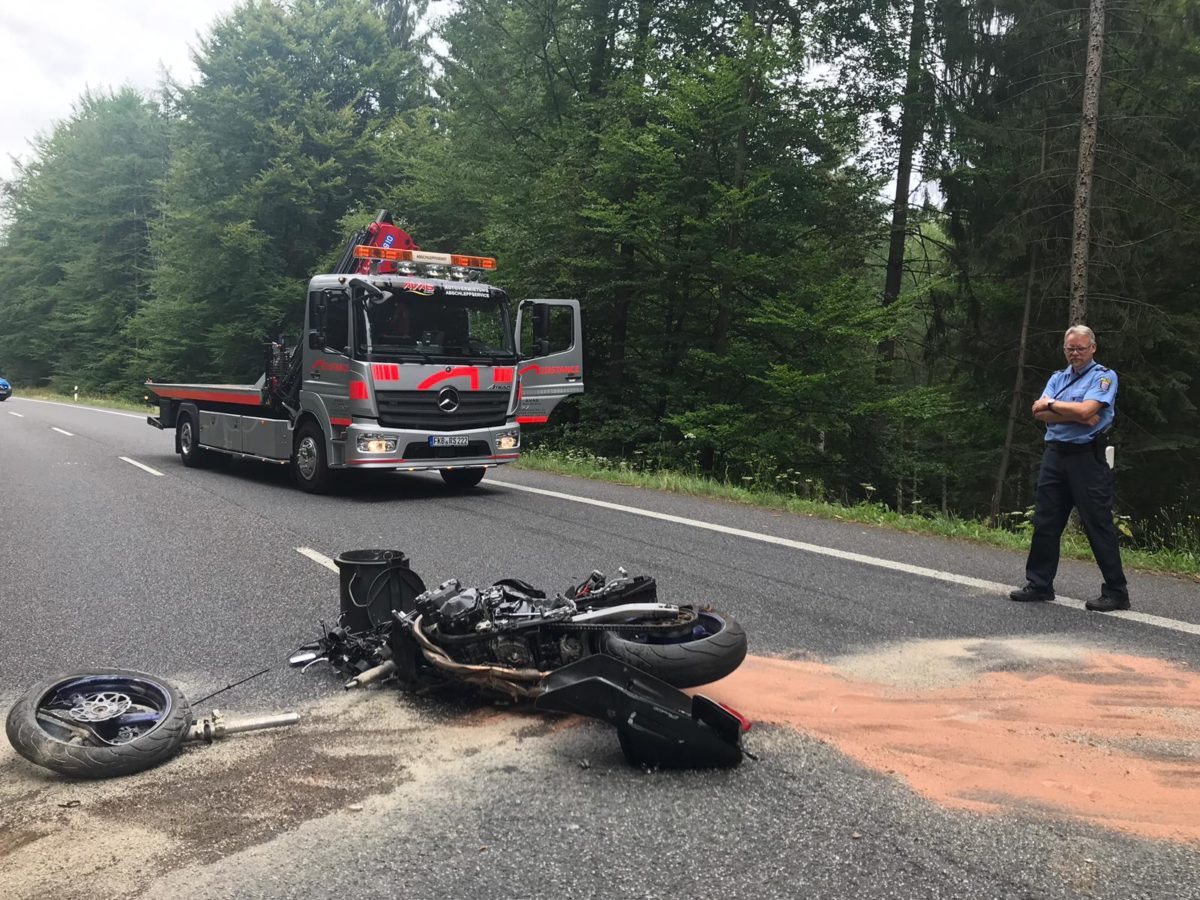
[417, 367, 480, 390]
[149, 387, 263, 407]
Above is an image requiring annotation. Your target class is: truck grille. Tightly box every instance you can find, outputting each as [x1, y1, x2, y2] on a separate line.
[375, 390, 509, 431]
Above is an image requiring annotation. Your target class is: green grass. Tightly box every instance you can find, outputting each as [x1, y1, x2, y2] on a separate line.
[15, 386, 155, 414]
[516, 450, 1200, 579]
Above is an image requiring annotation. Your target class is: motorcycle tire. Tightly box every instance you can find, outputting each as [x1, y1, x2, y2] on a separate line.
[6, 669, 193, 779]
[598, 611, 747, 688]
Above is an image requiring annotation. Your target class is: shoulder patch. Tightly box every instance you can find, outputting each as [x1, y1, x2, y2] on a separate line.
[1099, 377, 1112, 393]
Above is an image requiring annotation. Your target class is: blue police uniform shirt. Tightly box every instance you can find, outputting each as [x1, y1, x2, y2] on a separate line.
[1042, 362, 1117, 443]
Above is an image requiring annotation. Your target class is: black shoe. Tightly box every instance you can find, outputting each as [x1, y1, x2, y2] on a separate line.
[1085, 594, 1131, 612]
[1009, 584, 1054, 602]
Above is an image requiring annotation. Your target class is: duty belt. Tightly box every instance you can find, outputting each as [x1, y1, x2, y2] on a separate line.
[1046, 440, 1097, 454]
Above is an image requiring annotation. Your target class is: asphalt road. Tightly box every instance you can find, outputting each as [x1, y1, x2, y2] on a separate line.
[1, 395, 1197, 900]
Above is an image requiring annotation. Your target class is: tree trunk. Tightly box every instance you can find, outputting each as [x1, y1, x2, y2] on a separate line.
[990, 245, 1038, 526]
[990, 120, 1049, 526]
[608, 0, 655, 385]
[881, 0, 927, 311]
[713, 1, 756, 356]
[585, 0, 612, 100]
[1069, 0, 1106, 326]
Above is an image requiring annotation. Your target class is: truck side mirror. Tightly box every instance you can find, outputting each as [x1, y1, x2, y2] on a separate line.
[308, 330, 325, 350]
[533, 306, 550, 341]
[518, 302, 553, 358]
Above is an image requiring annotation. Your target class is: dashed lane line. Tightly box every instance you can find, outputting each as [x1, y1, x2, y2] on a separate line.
[493, 480, 1200, 639]
[51, 427, 74, 436]
[7, 411, 23, 417]
[296, 547, 339, 573]
[120, 457, 164, 477]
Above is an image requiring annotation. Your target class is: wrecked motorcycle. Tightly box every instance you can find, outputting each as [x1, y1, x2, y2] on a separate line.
[291, 564, 748, 695]
[292, 556, 752, 767]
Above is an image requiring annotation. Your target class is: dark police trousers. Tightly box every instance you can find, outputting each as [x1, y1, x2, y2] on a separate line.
[1025, 441, 1128, 597]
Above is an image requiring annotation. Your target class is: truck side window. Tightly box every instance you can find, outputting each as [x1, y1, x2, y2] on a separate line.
[521, 304, 574, 356]
[324, 293, 349, 353]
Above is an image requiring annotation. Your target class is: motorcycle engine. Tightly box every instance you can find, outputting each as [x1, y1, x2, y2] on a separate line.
[412, 579, 576, 670]
[437, 588, 487, 635]
[557, 635, 585, 666]
[491, 637, 534, 668]
[416, 579, 488, 636]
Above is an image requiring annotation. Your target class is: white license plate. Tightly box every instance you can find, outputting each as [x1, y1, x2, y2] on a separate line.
[429, 436, 469, 447]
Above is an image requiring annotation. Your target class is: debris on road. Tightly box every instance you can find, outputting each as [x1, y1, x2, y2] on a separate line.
[5, 668, 299, 780]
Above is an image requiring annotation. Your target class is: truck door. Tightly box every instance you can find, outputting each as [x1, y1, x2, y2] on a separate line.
[304, 289, 353, 427]
[513, 299, 584, 423]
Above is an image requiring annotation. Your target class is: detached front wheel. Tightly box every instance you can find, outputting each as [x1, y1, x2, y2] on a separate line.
[6, 669, 193, 778]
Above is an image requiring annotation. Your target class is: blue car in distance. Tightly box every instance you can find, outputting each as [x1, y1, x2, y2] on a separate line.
[0, 377, 11, 401]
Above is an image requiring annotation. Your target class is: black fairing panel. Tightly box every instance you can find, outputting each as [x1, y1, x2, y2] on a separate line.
[534, 654, 743, 768]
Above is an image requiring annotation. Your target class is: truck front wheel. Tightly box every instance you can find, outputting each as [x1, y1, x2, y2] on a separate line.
[440, 468, 485, 490]
[293, 421, 333, 493]
[177, 413, 209, 468]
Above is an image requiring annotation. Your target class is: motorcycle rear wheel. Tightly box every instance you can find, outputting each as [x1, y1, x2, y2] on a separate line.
[598, 611, 747, 688]
[6, 669, 192, 778]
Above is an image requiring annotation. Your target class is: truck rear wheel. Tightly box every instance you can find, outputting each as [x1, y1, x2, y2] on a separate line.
[177, 413, 209, 468]
[293, 421, 333, 493]
[440, 468, 485, 489]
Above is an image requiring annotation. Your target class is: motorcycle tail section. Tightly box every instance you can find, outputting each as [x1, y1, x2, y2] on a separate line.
[534, 654, 748, 769]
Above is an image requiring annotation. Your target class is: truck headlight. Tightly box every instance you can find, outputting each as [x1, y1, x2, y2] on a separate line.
[496, 430, 520, 451]
[357, 434, 397, 453]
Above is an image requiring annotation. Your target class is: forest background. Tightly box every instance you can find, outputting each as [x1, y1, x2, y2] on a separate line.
[0, 0, 1197, 552]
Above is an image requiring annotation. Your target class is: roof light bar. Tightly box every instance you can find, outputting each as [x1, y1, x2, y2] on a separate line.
[353, 245, 496, 270]
[354, 244, 405, 262]
[450, 253, 497, 271]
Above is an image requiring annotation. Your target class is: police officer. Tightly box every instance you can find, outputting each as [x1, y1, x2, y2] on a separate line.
[1009, 325, 1130, 611]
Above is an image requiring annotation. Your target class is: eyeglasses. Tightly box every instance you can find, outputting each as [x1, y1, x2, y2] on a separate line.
[1063, 346, 1092, 354]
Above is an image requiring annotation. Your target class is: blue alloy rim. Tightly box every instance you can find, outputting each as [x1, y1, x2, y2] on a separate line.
[36, 675, 174, 747]
[631, 611, 726, 645]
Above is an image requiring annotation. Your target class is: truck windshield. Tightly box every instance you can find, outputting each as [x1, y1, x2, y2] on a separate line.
[354, 287, 516, 362]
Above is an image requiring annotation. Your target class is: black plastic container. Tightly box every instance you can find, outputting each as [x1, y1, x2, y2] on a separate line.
[335, 549, 427, 632]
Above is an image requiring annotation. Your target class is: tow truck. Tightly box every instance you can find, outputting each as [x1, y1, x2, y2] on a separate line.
[146, 212, 583, 492]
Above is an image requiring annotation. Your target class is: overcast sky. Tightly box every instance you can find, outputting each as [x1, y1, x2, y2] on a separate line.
[0, 1, 241, 182]
[0, 1, 460, 185]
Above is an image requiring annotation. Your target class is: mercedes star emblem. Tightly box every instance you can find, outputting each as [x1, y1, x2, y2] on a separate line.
[437, 386, 460, 413]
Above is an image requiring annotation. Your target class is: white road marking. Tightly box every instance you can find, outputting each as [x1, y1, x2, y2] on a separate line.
[120, 457, 164, 476]
[7, 411, 23, 417]
[14, 396, 146, 419]
[51, 427, 74, 436]
[296, 547, 339, 572]
[495, 481, 1200, 638]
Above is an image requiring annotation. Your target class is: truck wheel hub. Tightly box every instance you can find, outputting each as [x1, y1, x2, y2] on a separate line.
[296, 437, 319, 479]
